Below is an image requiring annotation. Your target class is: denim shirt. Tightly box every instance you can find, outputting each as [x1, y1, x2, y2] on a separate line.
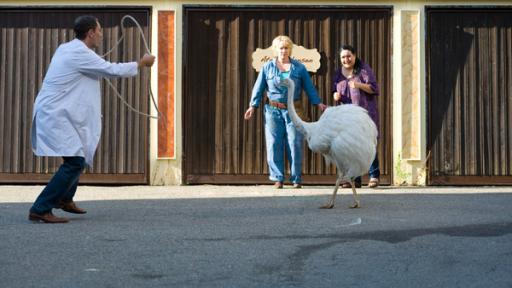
[250, 58, 321, 107]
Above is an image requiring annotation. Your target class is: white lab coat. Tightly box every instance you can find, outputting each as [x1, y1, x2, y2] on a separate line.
[31, 39, 138, 166]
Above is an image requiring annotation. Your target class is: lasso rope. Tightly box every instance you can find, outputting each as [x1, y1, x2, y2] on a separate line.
[102, 15, 161, 120]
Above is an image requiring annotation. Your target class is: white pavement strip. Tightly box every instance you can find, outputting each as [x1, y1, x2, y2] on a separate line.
[0, 185, 511, 203]
[349, 217, 362, 226]
[335, 217, 362, 228]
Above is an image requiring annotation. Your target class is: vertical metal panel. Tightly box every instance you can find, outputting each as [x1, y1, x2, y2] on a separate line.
[0, 8, 151, 184]
[427, 8, 512, 185]
[184, 6, 392, 184]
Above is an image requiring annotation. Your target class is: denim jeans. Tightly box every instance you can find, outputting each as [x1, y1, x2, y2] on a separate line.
[355, 153, 380, 184]
[30, 156, 85, 214]
[264, 104, 303, 184]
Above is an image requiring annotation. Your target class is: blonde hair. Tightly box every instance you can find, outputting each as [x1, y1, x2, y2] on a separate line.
[271, 35, 294, 56]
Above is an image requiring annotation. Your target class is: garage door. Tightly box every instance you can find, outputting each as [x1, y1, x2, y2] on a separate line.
[0, 8, 151, 184]
[427, 7, 512, 185]
[183, 6, 392, 185]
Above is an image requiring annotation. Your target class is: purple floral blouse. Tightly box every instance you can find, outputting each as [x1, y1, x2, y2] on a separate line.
[332, 61, 380, 130]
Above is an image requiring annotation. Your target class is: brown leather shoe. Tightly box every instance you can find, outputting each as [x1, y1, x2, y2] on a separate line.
[293, 183, 302, 188]
[274, 182, 283, 189]
[59, 201, 87, 214]
[342, 182, 362, 188]
[29, 211, 69, 223]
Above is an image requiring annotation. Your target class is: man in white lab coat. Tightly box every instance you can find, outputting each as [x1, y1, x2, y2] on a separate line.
[29, 15, 155, 223]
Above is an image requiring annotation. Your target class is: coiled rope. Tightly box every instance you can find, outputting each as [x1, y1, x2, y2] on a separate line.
[102, 15, 161, 120]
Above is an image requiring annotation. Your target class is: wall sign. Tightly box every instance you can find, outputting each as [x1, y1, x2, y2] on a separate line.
[251, 44, 321, 73]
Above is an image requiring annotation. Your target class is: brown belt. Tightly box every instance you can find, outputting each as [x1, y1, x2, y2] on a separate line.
[267, 100, 287, 109]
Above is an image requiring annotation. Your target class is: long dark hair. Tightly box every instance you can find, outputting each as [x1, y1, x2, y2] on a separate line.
[339, 45, 361, 75]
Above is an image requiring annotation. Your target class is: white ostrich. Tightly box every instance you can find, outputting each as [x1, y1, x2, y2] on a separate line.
[281, 78, 378, 209]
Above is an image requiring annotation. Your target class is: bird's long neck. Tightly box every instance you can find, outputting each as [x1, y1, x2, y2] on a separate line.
[286, 79, 308, 136]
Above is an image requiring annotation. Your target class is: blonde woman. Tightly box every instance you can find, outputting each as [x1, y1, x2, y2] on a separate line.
[244, 35, 326, 188]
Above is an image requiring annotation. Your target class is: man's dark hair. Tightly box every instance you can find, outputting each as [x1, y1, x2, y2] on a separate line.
[74, 15, 99, 40]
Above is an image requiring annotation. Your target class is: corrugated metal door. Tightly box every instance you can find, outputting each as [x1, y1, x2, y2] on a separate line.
[427, 8, 512, 185]
[0, 8, 151, 184]
[183, 6, 392, 184]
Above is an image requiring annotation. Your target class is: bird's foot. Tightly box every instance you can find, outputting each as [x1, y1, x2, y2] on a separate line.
[349, 201, 360, 209]
[319, 203, 335, 209]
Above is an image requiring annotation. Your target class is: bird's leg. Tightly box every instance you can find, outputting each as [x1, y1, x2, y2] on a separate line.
[349, 180, 360, 209]
[320, 178, 342, 209]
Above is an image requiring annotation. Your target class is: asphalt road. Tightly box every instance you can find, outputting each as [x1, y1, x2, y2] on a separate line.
[1, 185, 511, 287]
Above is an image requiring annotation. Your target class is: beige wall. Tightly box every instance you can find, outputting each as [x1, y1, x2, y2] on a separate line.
[394, 5, 427, 185]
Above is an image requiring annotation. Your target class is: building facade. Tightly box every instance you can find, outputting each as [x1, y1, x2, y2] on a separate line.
[1, 1, 511, 186]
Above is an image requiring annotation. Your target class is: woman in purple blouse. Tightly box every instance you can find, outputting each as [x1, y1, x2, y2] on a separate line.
[332, 45, 380, 188]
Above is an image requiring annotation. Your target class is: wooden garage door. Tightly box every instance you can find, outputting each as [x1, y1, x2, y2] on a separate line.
[427, 7, 512, 185]
[183, 6, 392, 184]
[0, 8, 151, 184]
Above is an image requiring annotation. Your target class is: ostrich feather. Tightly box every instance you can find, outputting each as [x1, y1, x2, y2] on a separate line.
[280, 77, 378, 208]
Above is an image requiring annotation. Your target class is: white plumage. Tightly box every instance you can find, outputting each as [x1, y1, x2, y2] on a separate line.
[282, 78, 378, 208]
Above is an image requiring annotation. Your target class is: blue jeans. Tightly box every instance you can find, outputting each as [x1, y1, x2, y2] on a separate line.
[30, 156, 85, 214]
[355, 153, 380, 184]
[264, 104, 303, 184]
